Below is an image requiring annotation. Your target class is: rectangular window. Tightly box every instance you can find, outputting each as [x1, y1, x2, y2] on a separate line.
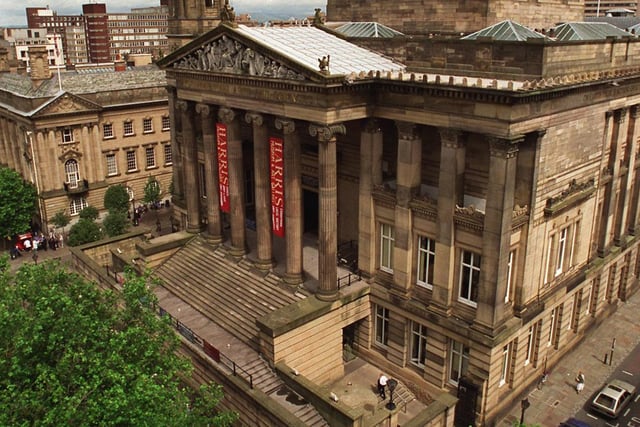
[410, 321, 428, 368]
[106, 153, 117, 176]
[61, 128, 73, 143]
[126, 150, 137, 172]
[570, 293, 579, 331]
[103, 123, 113, 139]
[123, 121, 134, 136]
[161, 115, 170, 130]
[449, 340, 470, 385]
[164, 144, 172, 165]
[555, 227, 568, 276]
[69, 197, 88, 216]
[374, 304, 389, 347]
[505, 250, 515, 303]
[499, 343, 511, 386]
[416, 236, 435, 289]
[587, 282, 596, 314]
[524, 323, 536, 366]
[459, 250, 481, 306]
[145, 147, 155, 168]
[380, 223, 394, 273]
[143, 117, 153, 133]
[548, 306, 560, 347]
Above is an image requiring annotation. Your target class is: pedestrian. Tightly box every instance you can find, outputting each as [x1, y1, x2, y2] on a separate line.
[575, 371, 585, 394]
[377, 373, 388, 400]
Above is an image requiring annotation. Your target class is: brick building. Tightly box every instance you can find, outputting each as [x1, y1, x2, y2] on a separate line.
[0, 51, 172, 233]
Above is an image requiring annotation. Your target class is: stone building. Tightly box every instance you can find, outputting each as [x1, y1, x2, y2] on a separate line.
[0, 50, 172, 233]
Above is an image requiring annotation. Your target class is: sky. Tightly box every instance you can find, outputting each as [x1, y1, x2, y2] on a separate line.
[0, 0, 324, 27]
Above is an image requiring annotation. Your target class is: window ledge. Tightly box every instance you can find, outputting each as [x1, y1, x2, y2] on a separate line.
[126, 169, 139, 174]
[103, 136, 115, 140]
[124, 133, 136, 137]
[145, 166, 158, 170]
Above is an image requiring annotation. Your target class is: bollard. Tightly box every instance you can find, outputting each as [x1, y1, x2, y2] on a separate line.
[604, 353, 608, 364]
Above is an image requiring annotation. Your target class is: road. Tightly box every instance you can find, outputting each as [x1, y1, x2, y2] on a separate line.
[571, 340, 640, 427]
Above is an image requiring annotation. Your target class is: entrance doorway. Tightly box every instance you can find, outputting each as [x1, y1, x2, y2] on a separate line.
[303, 190, 318, 234]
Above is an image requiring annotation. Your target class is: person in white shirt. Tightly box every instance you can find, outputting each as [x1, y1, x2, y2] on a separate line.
[377, 373, 388, 399]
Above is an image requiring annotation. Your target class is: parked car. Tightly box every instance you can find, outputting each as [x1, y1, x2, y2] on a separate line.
[559, 417, 592, 427]
[15, 232, 32, 251]
[590, 379, 636, 418]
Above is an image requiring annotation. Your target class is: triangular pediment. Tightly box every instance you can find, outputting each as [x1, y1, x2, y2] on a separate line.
[32, 92, 101, 118]
[158, 24, 405, 82]
[163, 26, 310, 81]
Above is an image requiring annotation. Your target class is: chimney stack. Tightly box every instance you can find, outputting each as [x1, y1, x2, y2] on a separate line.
[28, 45, 52, 80]
[114, 53, 126, 72]
[0, 47, 9, 73]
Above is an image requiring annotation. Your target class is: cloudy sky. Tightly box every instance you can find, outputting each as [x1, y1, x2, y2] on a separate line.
[0, 0, 325, 27]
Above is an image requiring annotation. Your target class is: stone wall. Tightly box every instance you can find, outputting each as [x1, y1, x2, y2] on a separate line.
[326, 0, 584, 35]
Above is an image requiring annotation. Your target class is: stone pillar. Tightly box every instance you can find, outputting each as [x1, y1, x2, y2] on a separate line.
[49, 129, 62, 188]
[618, 106, 640, 238]
[276, 117, 303, 286]
[475, 137, 520, 331]
[81, 125, 94, 183]
[197, 103, 223, 244]
[433, 129, 465, 313]
[177, 99, 201, 233]
[91, 124, 105, 180]
[220, 106, 246, 258]
[310, 123, 346, 301]
[358, 119, 383, 278]
[392, 121, 422, 299]
[598, 109, 627, 254]
[629, 108, 640, 236]
[0, 118, 10, 168]
[246, 111, 273, 270]
[36, 131, 52, 192]
[167, 87, 184, 202]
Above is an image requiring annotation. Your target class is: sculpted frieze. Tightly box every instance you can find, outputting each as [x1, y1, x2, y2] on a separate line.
[173, 35, 306, 81]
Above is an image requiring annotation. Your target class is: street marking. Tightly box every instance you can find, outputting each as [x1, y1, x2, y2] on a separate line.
[623, 407, 631, 417]
[605, 422, 619, 427]
[622, 370, 633, 376]
[587, 414, 599, 420]
[635, 394, 640, 403]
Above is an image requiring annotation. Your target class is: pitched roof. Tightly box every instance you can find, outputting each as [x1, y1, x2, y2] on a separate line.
[334, 22, 404, 38]
[552, 22, 632, 41]
[461, 20, 547, 41]
[234, 25, 405, 76]
[586, 16, 640, 31]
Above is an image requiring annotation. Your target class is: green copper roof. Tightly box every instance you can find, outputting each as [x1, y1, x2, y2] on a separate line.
[553, 22, 632, 41]
[335, 22, 404, 38]
[461, 20, 547, 41]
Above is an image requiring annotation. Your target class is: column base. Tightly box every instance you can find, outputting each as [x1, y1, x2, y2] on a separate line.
[316, 289, 339, 302]
[254, 258, 275, 272]
[282, 272, 304, 287]
[228, 245, 246, 260]
[205, 233, 224, 246]
[186, 225, 202, 234]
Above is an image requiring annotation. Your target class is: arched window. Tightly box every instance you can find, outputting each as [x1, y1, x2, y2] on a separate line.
[65, 159, 80, 188]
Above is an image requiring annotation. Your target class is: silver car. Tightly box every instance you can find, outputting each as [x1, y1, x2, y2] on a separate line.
[590, 379, 636, 418]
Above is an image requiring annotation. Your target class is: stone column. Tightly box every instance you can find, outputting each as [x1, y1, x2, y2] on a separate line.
[167, 87, 184, 203]
[310, 123, 346, 301]
[598, 109, 627, 254]
[91, 124, 105, 180]
[220, 106, 246, 258]
[475, 136, 520, 331]
[49, 129, 63, 189]
[433, 129, 465, 313]
[276, 117, 303, 286]
[35, 131, 51, 192]
[81, 125, 94, 183]
[618, 106, 640, 238]
[358, 119, 383, 279]
[177, 99, 201, 233]
[629, 109, 640, 236]
[246, 111, 273, 270]
[0, 118, 11, 168]
[392, 121, 422, 299]
[197, 103, 223, 244]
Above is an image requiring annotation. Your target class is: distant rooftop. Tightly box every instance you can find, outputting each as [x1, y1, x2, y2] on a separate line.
[334, 22, 404, 38]
[461, 20, 548, 41]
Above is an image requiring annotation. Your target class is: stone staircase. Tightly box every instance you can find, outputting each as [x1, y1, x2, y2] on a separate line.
[154, 237, 304, 352]
[153, 237, 329, 426]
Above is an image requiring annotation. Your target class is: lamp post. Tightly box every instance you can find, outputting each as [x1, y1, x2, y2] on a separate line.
[386, 378, 398, 410]
[520, 397, 530, 426]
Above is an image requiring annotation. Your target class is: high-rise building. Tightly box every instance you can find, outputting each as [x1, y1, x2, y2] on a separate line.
[82, 3, 110, 63]
[584, 0, 639, 17]
[108, 6, 169, 61]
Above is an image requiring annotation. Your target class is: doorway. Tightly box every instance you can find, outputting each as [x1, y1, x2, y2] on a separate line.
[303, 190, 318, 234]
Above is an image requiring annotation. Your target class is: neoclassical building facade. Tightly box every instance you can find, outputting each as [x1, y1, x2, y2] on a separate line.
[0, 48, 172, 232]
[154, 9, 640, 427]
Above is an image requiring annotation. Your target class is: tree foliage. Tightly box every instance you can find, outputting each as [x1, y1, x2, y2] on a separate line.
[0, 167, 37, 239]
[79, 206, 99, 221]
[103, 211, 129, 237]
[104, 185, 130, 214]
[50, 210, 71, 231]
[67, 219, 103, 247]
[143, 177, 162, 206]
[0, 260, 237, 426]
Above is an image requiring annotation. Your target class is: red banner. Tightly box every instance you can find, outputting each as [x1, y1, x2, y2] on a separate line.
[270, 137, 285, 237]
[216, 123, 230, 213]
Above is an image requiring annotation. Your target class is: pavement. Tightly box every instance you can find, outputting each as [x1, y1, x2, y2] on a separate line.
[499, 287, 640, 427]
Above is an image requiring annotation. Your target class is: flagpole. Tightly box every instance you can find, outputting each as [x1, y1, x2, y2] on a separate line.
[55, 34, 62, 92]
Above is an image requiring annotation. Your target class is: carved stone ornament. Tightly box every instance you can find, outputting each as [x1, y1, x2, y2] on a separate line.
[309, 123, 346, 142]
[173, 34, 306, 81]
[245, 112, 264, 126]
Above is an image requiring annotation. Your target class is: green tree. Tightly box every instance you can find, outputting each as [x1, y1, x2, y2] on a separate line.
[79, 205, 99, 221]
[0, 167, 37, 239]
[67, 218, 103, 246]
[50, 210, 71, 235]
[103, 211, 129, 237]
[104, 184, 131, 214]
[143, 177, 162, 209]
[0, 261, 237, 426]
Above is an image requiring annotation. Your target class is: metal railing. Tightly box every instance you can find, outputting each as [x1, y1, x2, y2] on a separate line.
[337, 271, 361, 289]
